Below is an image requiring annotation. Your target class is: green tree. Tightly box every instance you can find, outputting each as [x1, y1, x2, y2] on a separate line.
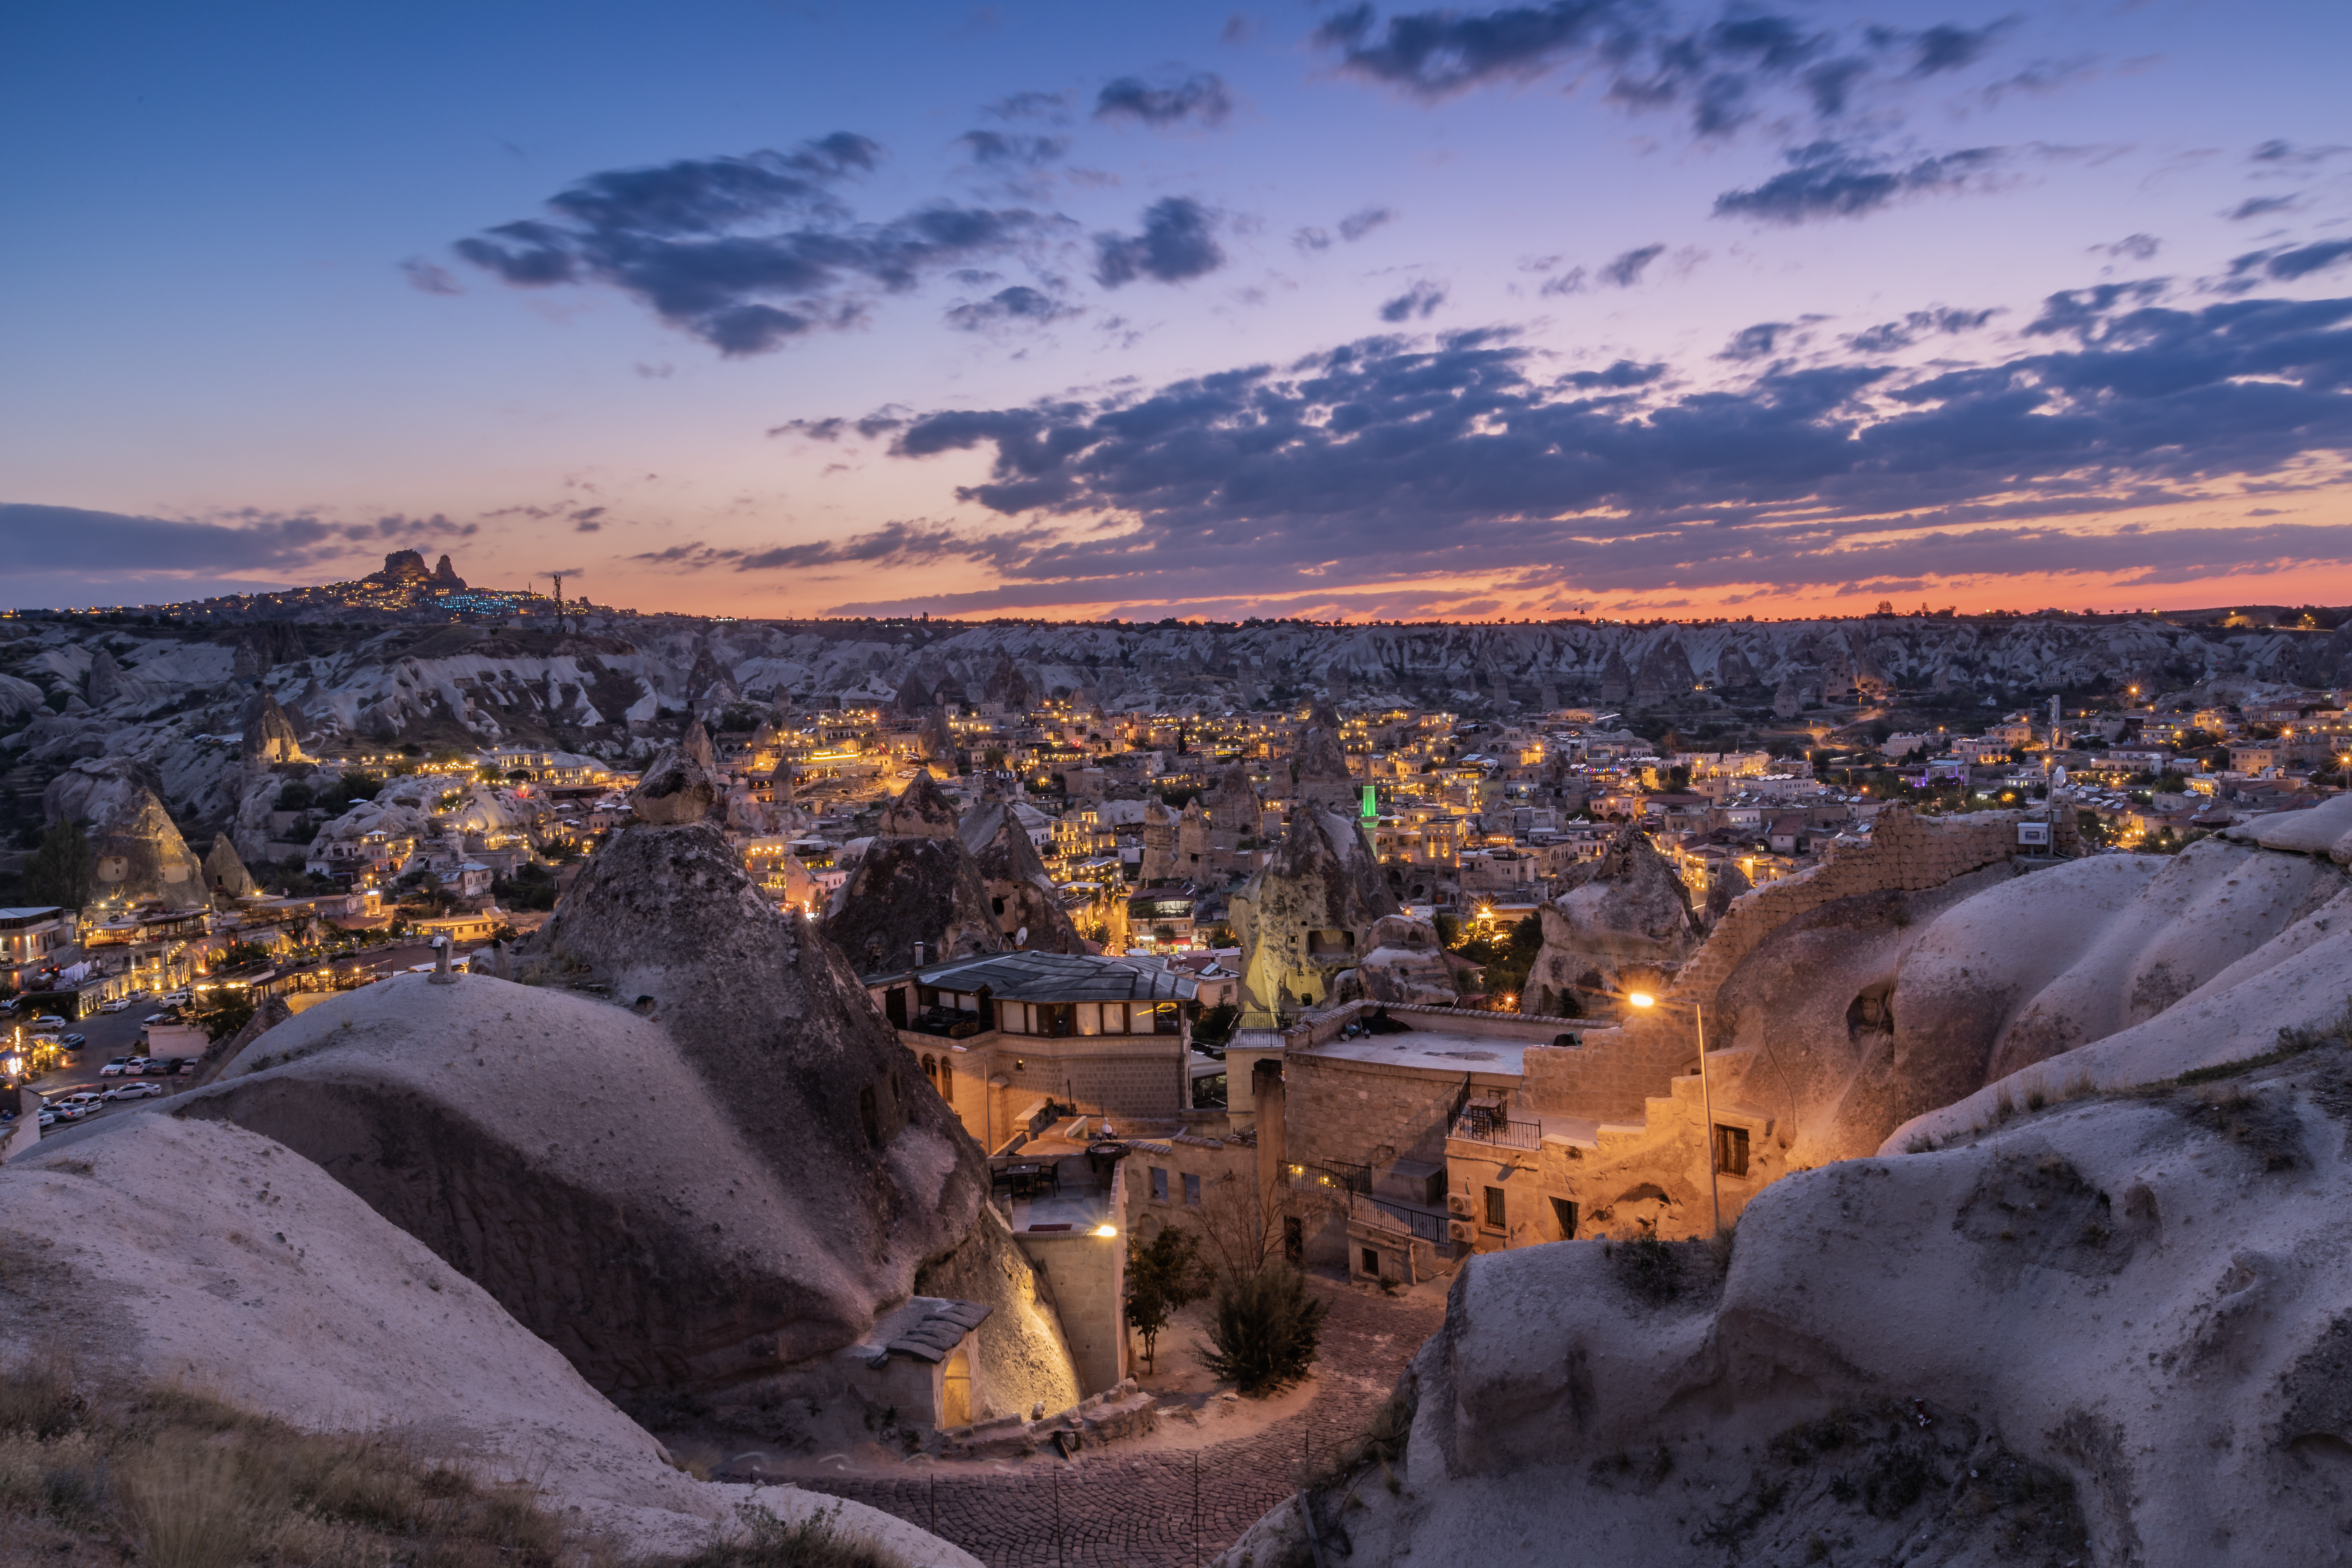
[185, 989, 256, 1043]
[1200, 1265, 1328, 1396]
[214, 939, 272, 970]
[23, 820, 94, 911]
[1124, 1228, 1207, 1374]
[1192, 1002, 1239, 1048]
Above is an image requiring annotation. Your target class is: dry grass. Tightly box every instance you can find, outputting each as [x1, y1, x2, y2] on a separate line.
[0, 1362, 903, 1568]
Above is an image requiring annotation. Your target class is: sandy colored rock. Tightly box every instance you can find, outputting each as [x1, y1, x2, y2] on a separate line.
[880, 769, 962, 838]
[826, 837, 1008, 972]
[960, 798, 1086, 953]
[1, 1117, 978, 1565]
[1231, 805, 1398, 1022]
[1521, 827, 1699, 1018]
[1356, 913, 1463, 1006]
[629, 743, 717, 824]
[203, 833, 259, 900]
[241, 688, 306, 764]
[161, 823, 1076, 1431]
[45, 756, 205, 907]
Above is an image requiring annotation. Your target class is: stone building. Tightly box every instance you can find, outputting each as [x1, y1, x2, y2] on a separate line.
[865, 950, 1200, 1147]
[1229, 804, 1398, 1024]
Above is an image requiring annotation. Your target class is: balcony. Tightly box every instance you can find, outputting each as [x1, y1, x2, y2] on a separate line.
[1451, 1105, 1542, 1150]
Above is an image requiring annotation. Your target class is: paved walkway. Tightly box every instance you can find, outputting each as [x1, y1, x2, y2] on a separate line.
[762, 1279, 1445, 1568]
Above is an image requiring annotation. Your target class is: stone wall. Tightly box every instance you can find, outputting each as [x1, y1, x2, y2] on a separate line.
[1522, 806, 2053, 1120]
[1282, 1049, 1512, 1174]
[1013, 1163, 1129, 1396]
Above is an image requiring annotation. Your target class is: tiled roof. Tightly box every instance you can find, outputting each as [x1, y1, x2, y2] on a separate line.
[884, 1300, 993, 1364]
[904, 950, 1199, 1004]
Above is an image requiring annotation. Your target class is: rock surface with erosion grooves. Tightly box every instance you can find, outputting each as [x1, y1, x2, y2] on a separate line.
[629, 742, 718, 824]
[159, 822, 1076, 1429]
[241, 688, 306, 763]
[1520, 827, 1699, 1020]
[960, 798, 1087, 953]
[44, 756, 206, 906]
[1230, 804, 1398, 1022]
[1218, 1060, 2352, 1568]
[1355, 913, 1463, 1006]
[0, 1116, 979, 1564]
[880, 768, 962, 838]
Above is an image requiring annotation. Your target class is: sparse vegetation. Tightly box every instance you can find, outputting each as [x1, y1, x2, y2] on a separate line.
[0, 1361, 904, 1568]
[1123, 1227, 1207, 1374]
[1199, 1265, 1327, 1396]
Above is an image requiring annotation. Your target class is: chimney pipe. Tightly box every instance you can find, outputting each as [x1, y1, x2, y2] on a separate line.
[912, 941, 927, 969]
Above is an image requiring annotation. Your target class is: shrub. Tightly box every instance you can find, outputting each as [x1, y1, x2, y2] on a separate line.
[1200, 1266, 1327, 1395]
[1125, 1228, 1207, 1374]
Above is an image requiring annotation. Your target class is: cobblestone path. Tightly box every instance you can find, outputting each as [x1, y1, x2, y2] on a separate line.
[774, 1280, 1445, 1568]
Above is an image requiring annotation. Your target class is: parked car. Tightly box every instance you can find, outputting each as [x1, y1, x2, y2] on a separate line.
[177, 1060, 200, 1075]
[99, 1058, 133, 1076]
[142, 1059, 176, 1075]
[143, 1014, 172, 1025]
[57, 1092, 105, 1109]
[99, 998, 131, 1013]
[105, 1082, 164, 1101]
[59, 1033, 85, 1048]
[36, 1110, 56, 1129]
[161, 990, 192, 1005]
[30, 1016, 66, 1033]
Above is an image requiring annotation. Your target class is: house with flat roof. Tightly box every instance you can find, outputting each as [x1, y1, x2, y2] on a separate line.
[863, 949, 1199, 1150]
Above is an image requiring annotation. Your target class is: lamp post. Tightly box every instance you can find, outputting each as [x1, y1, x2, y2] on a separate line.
[1627, 990, 1720, 1237]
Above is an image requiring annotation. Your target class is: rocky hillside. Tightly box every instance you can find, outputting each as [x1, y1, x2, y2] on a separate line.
[6, 610, 2350, 850]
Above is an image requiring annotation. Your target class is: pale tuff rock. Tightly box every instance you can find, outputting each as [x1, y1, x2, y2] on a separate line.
[204, 833, 258, 901]
[680, 716, 718, 773]
[1520, 827, 1700, 1020]
[241, 688, 306, 764]
[44, 756, 205, 907]
[2224, 790, 2352, 863]
[826, 838, 1007, 972]
[880, 770, 962, 838]
[1355, 914, 1464, 1006]
[629, 743, 718, 825]
[1231, 805, 1399, 1023]
[83, 645, 123, 708]
[960, 799, 1086, 953]
[1230, 1070, 2352, 1568]
[167, 822, 1077, 1432]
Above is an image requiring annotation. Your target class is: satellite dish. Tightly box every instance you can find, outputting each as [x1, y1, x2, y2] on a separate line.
[1015, 926, 1029, 948]
[2052, 765, 2068, 789]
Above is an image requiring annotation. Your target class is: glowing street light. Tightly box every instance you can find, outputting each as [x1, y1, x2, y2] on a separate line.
[1627, 990, 1721, 1236]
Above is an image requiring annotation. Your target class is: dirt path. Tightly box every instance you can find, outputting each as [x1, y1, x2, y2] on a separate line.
[748, 1278, 1446, 1568]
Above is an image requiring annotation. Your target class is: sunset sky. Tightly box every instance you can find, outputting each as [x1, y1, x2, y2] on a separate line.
[5, 0, 2351, 621]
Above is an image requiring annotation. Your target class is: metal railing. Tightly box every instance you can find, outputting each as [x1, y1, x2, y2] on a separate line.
[1451, 1106, 1542, 1150]
[1360, 1195, 1450, 1243]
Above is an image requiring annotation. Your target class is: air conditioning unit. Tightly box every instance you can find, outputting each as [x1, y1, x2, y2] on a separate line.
[1447, 1220, 1476, 1243]
[2017, 821, 2051, 847]
[1446, 1193, 1474, 1217]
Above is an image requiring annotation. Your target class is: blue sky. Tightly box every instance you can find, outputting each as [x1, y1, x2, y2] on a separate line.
[5, 0, 2350, 618]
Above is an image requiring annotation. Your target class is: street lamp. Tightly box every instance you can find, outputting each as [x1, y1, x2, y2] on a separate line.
[1626, 990, 1721, 1236]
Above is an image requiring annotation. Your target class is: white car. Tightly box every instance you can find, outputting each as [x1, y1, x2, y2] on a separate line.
[161, 991, 192, 1005]
[105, 1082, 163, 1101]
[99, 999, 131, 1013]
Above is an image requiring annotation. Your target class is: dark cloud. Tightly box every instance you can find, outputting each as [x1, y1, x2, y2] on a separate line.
[1538, 267, 1589, 297]
[1898, 20, 2014, 76]
[450, 132, 1061, 355]
[1093, 71, 1232, 128]
[2022, 280, 2168, 339]
[2251, 139, 2349, 166]
[955, 130, 1068, 168]
[399, 258, 462, 295]
[984, 90, 1072, 122]
[1843, 306, 1998, 353]
[1293, 206, 1394, 253]
[947, 284, 1080, 331]
[1094, 197, 1224, 287]
[2092, 233, 2161, 262]
[1597, 243, 1666, 287]
[1316, 2, 2023, 140]
[2226, 240, 2352, 287]
[1378, 281, 1447, 321]
[1713, 140, 2002, 223]
[2225, 195, 2301, 222]
[629, 520, 1046, 574]
[1717, 321, 1791, 360]
[1561, 359, 1666, 388]
[863, 288, 2352, 602]
[0, 504, 345, 576]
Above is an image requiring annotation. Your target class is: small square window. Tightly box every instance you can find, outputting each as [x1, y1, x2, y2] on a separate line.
[1483, 1185, 1506, 1230]
[1361, 1247, 1380, 1277]
[1714, 1124, 1750, 1178]
[1150, 1167, 1169, 1202]
[1183, 1172, 1201, 1206]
